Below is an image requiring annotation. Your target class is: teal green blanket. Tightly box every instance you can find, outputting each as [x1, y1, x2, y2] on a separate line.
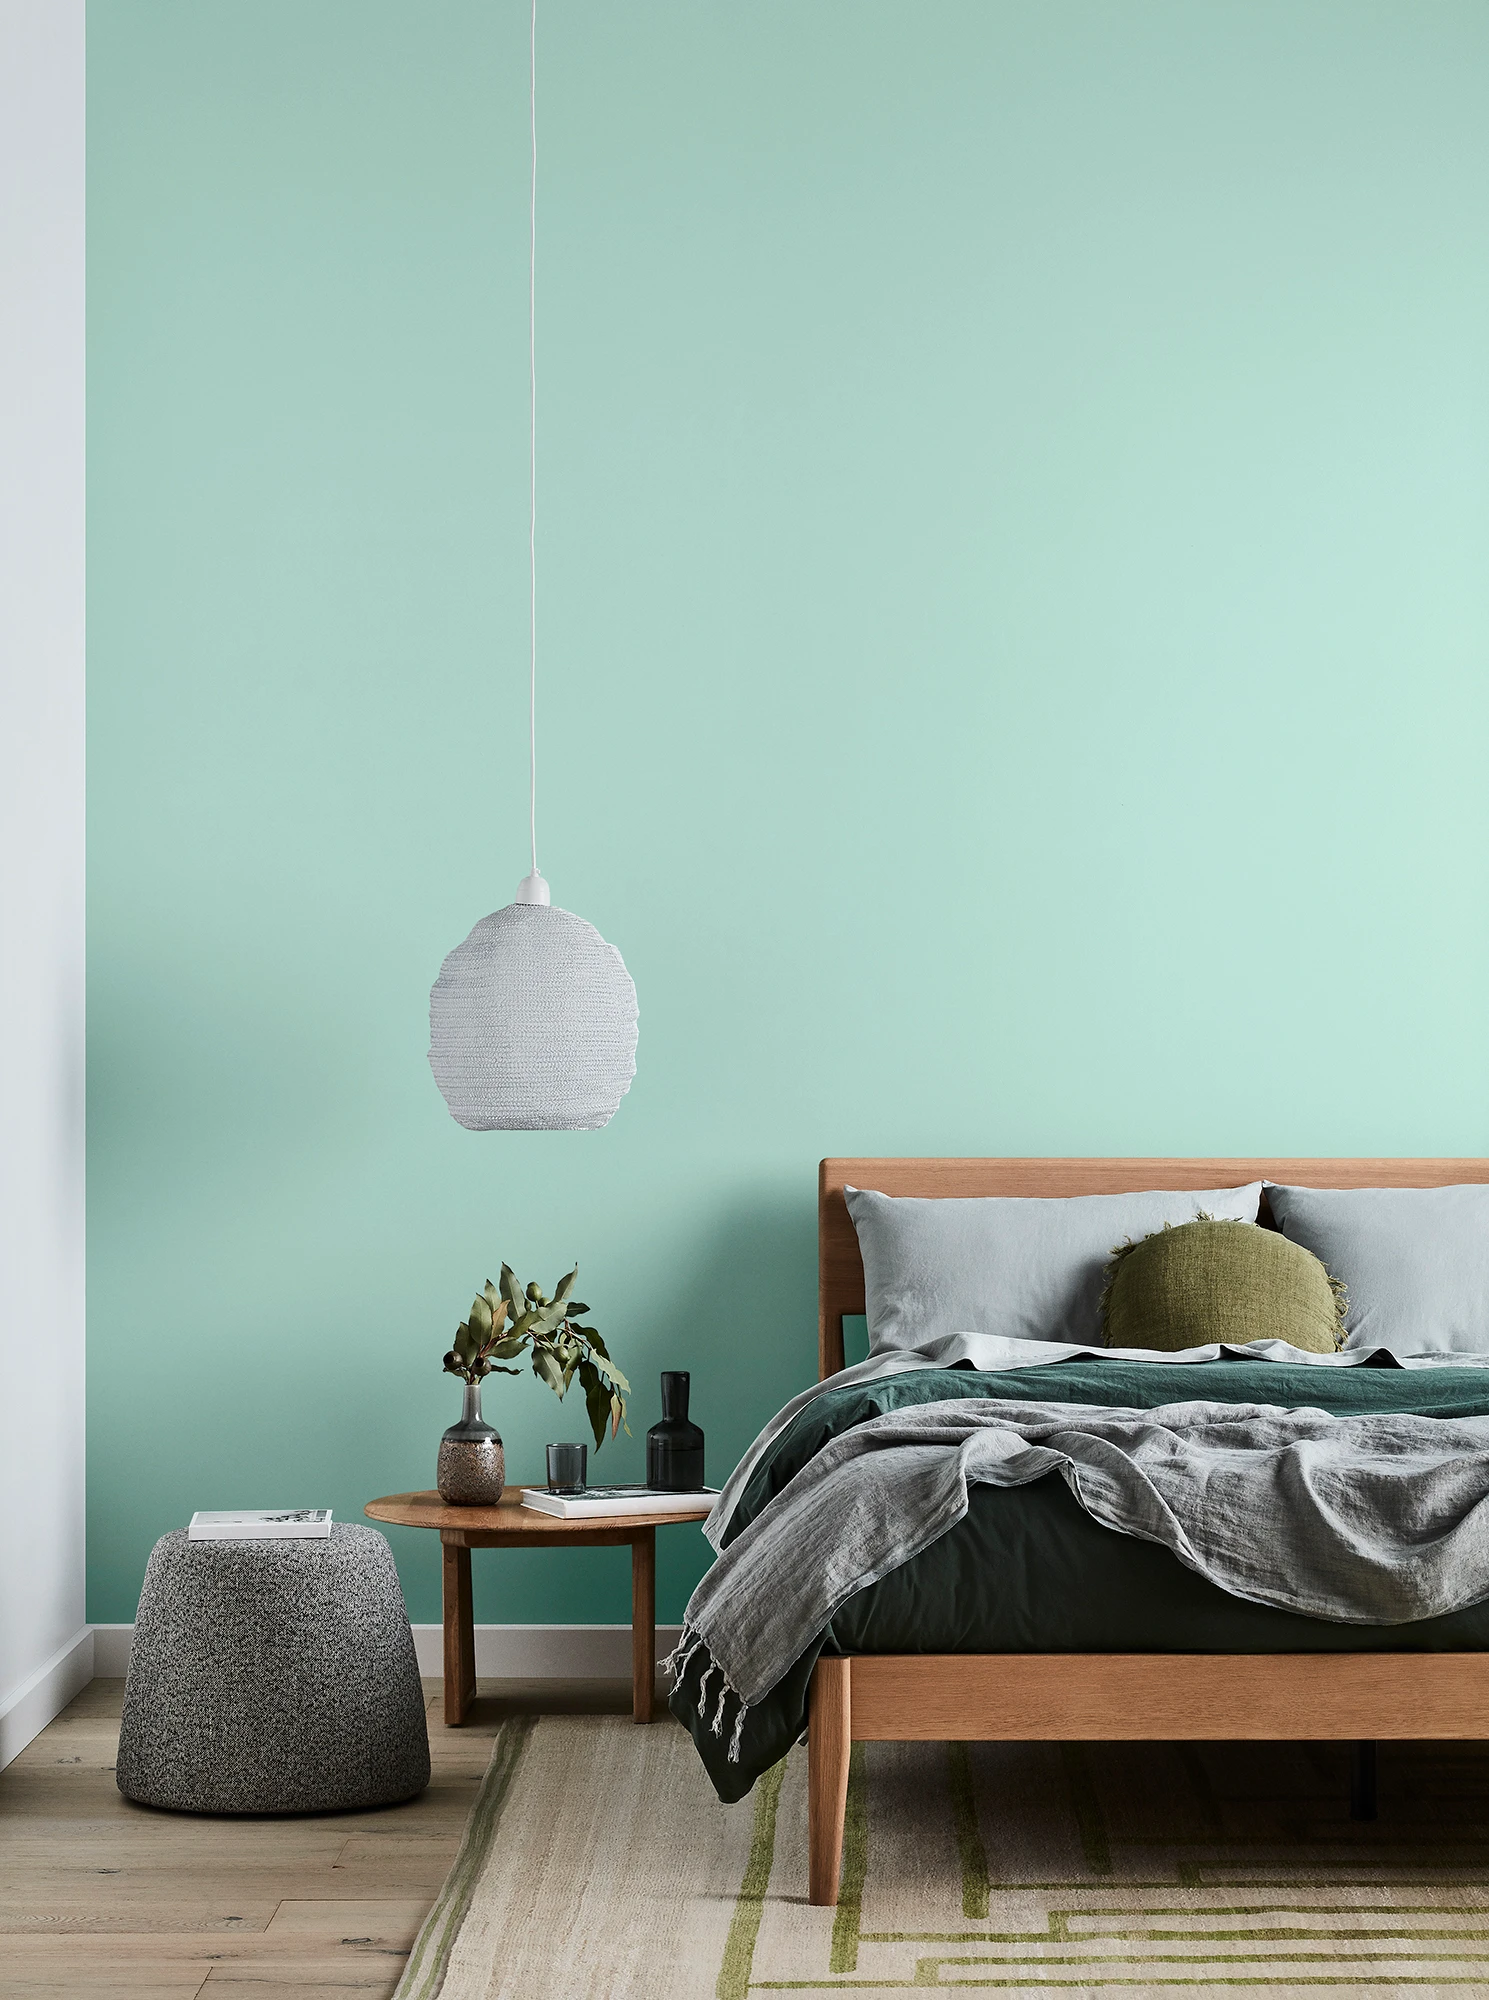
[672, 1358, 1489, 1801]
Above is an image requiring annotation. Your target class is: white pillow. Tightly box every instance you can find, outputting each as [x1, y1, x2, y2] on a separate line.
[846, 1183, 1264, 1353]
[1266, 1183, 1489, 1355]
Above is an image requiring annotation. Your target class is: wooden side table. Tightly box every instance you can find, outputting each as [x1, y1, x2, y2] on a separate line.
[364, 1488, 713, 1725]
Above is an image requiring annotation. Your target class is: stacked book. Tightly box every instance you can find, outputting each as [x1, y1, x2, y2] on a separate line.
[519, 1485, 717, 1520]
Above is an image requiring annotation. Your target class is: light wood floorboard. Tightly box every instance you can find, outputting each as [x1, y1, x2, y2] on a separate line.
[0, 1673, 659, 1998]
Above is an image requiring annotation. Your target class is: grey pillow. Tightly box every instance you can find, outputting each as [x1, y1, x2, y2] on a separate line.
[845, 1183, 1264, 1353]
[1265, 1183, 1489, 1355]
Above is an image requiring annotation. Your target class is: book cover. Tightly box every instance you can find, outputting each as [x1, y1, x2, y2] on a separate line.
[187, 1508, 333, 1541]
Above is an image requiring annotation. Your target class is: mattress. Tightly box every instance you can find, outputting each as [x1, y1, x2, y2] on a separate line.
[676, 1357, 1489, 1800]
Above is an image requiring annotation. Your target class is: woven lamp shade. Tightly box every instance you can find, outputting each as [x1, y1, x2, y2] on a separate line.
[428, 903, 638, 1131]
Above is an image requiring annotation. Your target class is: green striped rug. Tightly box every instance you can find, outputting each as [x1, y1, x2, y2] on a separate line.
[393, 1717, 1489, 1999]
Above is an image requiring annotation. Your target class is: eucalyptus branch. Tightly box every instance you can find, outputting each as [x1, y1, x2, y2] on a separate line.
[441, 1263, 629, 1451]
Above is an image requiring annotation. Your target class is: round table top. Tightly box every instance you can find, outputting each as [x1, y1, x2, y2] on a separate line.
[364, 1487, 715, 1535]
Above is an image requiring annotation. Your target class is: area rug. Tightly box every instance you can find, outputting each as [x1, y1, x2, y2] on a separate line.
[393, 1715, 1489, 1999]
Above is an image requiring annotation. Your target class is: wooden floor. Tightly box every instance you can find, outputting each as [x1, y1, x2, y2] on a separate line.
[0, 1674, 649, 1999]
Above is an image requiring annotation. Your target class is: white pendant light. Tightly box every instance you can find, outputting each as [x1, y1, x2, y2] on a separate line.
[429, 0, 638, 1133]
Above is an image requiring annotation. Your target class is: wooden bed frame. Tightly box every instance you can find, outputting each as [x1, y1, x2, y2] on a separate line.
[805, 1156, 1489, 1905]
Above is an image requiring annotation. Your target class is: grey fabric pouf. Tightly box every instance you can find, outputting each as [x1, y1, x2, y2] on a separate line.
[116, 1523, 430, 1815]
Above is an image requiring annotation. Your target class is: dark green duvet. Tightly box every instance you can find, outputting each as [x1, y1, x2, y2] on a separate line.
[672, 1356, 1489, 1801]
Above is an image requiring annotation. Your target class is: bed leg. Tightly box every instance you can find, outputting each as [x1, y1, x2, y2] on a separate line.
[808, 1655, 852, 1907]
[1350, 1740, 1377, 1821]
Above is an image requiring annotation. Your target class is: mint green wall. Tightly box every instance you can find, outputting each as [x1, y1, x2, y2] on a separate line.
[88, 1, 1489, 1626]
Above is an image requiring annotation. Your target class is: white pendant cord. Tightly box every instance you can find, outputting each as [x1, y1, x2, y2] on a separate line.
[514, 0, 548, 907]
[527, 0, 539, 883]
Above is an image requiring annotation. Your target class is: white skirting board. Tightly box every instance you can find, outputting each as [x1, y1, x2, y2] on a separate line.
[91, 1622, 685, 1681]
[0, 1627, 95, 1770]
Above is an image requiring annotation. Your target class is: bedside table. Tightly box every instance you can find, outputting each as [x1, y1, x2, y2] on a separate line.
[364, 1487, 713, 1724]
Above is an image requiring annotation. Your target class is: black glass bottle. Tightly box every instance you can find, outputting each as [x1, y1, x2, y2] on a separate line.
[646, 1371, 705, 1491]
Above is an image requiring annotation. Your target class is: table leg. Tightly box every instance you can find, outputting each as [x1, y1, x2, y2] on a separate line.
[442, 1538, 476, 1726]
[631, 1528, 656, 1723]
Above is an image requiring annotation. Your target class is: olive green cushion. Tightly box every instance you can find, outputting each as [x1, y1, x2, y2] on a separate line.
[1101, 1218, 1345, 1354]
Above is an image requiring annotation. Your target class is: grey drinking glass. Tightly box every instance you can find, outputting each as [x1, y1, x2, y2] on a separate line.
[546, 1442, 587, 1493]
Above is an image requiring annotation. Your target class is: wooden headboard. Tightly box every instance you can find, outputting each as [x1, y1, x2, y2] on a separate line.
[817, 1157, 1489, 1380]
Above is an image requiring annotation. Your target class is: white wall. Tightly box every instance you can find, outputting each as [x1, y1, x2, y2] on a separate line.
[0, 0, 89, 1767]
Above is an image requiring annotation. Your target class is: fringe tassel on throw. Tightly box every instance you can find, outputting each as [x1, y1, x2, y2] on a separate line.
[660, 1620, 752, 1763]
[660, 1628, 704, 1685]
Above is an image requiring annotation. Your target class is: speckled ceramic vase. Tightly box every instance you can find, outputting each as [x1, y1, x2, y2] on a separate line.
[437, 1382, 505, 1504]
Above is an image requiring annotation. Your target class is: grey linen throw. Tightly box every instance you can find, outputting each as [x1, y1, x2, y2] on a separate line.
[669, 1396, 1489, 1761]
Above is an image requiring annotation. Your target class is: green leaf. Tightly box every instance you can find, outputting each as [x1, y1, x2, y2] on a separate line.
[577, 1360, 615, 1452]
[510, 1309, 537, 1339]
[554, 1267, 578, 1307]
[468, 1294, 494, 1339]
[569, 1303, 589, 1318]
[488, 1364, 521, 1376]
[578, 1325, 605, 1354]
[583, 1369, 610, 1449]
[600, 1359, 630, 1395]
[532, 1345, 565, 1396]
[500, 1264, 525, 1317]
[453, 1322, 479, 1365]
[484, 1279, 502, 1312]
[491, 1335, 526, 1360]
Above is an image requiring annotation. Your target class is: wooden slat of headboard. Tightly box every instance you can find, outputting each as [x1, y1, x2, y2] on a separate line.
[817, 1157, 1489, 1380]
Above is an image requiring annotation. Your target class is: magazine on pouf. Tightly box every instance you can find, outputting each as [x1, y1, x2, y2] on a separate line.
[187, 1509, 333, 1541]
